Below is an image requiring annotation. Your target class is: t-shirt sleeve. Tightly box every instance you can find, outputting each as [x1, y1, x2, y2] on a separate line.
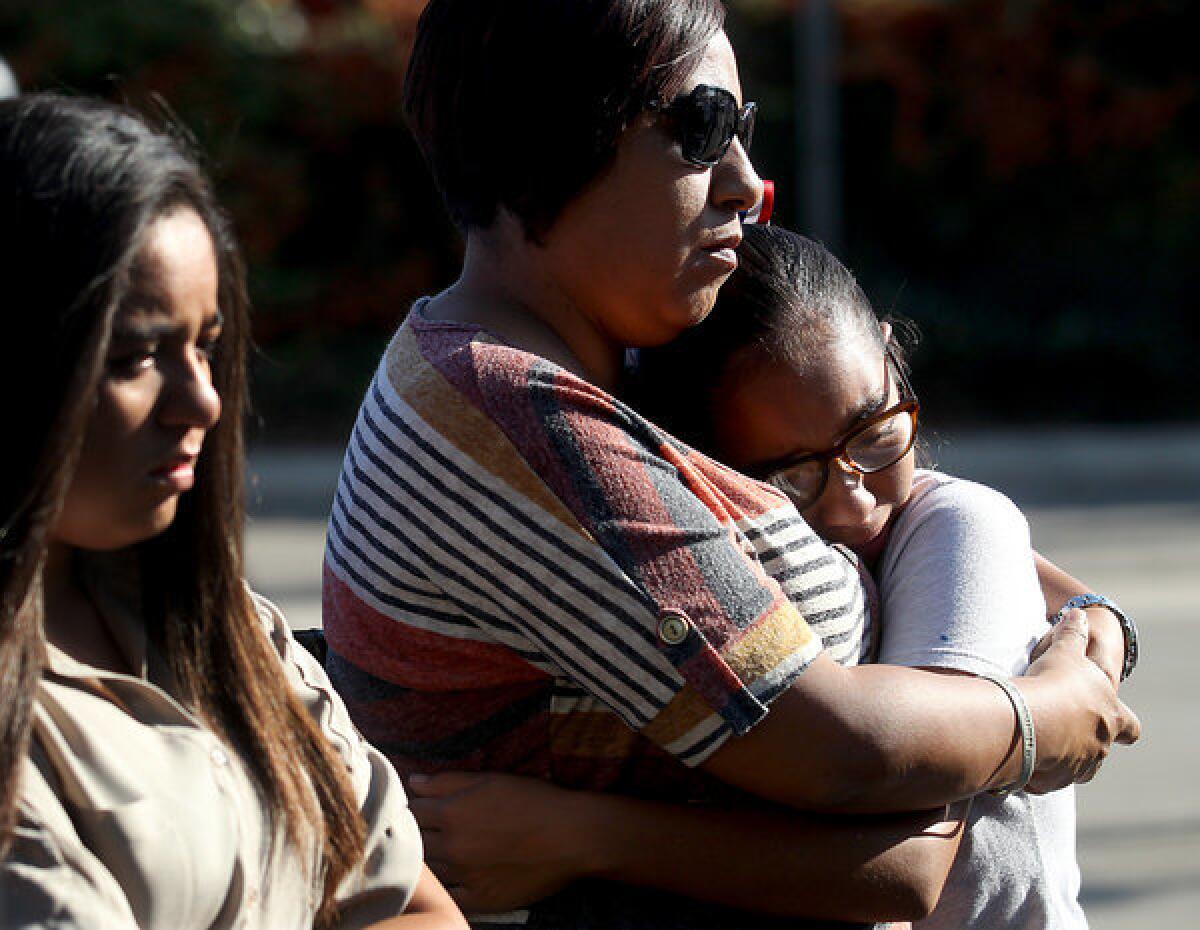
[875, 474, 1048, 677]
[326, 332, 841, 767]
[507, 368, 829, 759]
[254, 594, 424, 926]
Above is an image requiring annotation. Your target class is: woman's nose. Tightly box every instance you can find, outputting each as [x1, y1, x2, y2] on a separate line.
[159, 350, 222, 431]
[712, 136, 764, 216]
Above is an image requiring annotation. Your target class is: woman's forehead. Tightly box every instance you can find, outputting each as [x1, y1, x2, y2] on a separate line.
[678, 31, 742, 102]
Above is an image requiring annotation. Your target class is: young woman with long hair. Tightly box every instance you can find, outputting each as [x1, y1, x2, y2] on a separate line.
[0, 93, 466, 930]
[322, 2, 1138, 926]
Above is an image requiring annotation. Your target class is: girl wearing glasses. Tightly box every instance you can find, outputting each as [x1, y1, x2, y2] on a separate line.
[632, 226, 1101, 929]
[0, 94, 466, 930]
[323, 2, 1136, 927]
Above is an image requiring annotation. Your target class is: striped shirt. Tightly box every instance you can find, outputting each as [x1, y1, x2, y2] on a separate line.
[324, 301, 870, 802]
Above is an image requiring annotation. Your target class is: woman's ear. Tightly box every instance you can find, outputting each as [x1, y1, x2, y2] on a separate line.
[879, 320, 893, 345]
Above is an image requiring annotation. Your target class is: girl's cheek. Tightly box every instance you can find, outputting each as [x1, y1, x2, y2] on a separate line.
[800, 501, 831, 538]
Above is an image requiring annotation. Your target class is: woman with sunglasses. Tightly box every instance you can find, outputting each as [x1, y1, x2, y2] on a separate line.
[0, 94, 466, 930]
[322, 2, 1136, 926]
[405, 227, 1120, 929]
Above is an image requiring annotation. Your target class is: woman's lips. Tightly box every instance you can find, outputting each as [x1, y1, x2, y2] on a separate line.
[700, 245, 740, 271]
[697, 235, 742, 273]
[149, 457, 196, 491]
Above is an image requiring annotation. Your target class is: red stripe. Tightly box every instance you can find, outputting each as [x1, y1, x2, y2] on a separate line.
[323, 566, 549, 690]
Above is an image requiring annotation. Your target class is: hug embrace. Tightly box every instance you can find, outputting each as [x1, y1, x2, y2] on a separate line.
[323, 1, 1140, 929]
[1, 1, 1139, 929]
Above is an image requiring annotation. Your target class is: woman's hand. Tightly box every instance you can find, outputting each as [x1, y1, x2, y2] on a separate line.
[1018, 608, 1141, 793]
[408, 771, 595, 914]
[410, 771, 966, 922]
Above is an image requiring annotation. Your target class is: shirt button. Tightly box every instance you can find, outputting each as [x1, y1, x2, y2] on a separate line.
[657, 610, 690, 645]
[211, 746, 230, 767]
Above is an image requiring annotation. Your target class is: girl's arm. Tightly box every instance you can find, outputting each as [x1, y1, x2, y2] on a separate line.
[410, 771, 966, 921]
[362, 866, 470, 930]
[1033, 550, 1125, 686]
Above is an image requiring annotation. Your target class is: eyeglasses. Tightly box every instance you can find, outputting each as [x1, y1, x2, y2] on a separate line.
[649, 84, 757, 168]
[753, 348, 920, 509]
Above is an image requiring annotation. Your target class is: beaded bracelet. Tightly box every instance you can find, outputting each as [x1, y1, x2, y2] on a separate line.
[979, 673, 1037, 797]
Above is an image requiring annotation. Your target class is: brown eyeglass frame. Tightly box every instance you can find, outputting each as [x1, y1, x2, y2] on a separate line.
[752, 346, 920, 498]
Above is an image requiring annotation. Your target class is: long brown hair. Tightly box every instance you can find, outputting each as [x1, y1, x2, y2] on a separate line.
[0, 94, 363, 925]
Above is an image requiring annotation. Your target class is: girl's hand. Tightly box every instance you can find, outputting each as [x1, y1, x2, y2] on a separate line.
[1019, 609, 1141, 793]
[1031, 550, 1125, 686]
[407, 771, 594, 915]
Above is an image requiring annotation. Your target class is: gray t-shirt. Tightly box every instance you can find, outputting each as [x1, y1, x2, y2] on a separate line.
[876, 470, 1087, 930]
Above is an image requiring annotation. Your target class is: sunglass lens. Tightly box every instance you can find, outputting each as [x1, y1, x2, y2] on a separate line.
[739, 102, 756, 153]
[679, 86, 738, 166]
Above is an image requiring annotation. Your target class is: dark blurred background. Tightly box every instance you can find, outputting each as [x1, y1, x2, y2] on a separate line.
[3, 0, 1196, 441]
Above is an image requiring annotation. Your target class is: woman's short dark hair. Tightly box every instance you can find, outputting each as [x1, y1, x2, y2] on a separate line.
[404, 0, 726, 240]
[630, 224, 900, 451]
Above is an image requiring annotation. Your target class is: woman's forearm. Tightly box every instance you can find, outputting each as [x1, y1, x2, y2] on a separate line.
[410, 770, 965, 921]
[577, 793, 967, 921]
[704, 616, 1138, 813]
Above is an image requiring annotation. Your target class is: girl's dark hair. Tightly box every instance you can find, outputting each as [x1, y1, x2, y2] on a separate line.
[631, 224, 908, 451]
[404, 0, 726, 240]
[0, 94, 363, 927]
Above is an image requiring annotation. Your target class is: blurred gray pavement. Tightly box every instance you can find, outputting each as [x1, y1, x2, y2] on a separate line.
[245, 426, 1200, 930]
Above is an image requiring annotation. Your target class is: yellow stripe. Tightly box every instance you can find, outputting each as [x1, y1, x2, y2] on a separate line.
[722, 602, 820, 680]
[384, 324, 587, 536]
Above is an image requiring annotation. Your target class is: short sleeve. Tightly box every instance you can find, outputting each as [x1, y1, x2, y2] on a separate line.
[324, 323, 846, 769]
[1, 759, 138, 930]
[252, 593, 424, 927]
[507, 366, 828, 749]
[875, 473, 1048, 676]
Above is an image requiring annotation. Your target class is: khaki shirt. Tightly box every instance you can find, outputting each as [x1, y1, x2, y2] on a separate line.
[0, 555, 423, 929]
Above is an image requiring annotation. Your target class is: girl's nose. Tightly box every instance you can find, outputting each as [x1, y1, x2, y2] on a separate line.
[817, 460, 877, 524]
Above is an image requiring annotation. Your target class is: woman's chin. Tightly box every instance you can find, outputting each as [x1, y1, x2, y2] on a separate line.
[107, 501, 182, 550]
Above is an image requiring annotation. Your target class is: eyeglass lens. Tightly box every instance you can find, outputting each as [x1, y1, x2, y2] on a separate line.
[773, 408, 916, 507]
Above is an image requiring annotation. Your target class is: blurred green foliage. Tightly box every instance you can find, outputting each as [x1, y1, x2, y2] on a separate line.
[3, 0, 1195, 436]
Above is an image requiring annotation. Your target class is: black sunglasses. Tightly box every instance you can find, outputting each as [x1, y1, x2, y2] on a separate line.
[649, 84, 757, 168]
